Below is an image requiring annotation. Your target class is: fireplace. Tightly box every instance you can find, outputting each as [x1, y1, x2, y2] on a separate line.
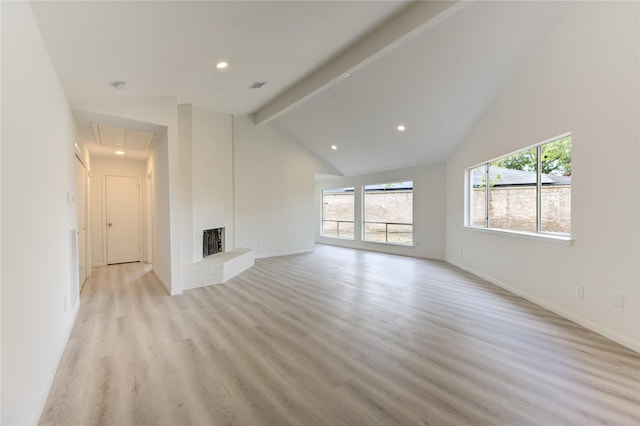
[203, 227, 225, 257]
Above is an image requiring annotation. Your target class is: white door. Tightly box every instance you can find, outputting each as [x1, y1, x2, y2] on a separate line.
[75, 157, 88, 286]
[106, 175, 141, 264]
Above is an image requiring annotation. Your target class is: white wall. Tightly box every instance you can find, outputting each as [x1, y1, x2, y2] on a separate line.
[74, 123, 92, 283]
[445, 2, 639, 351]
[316, 163, 447, 260]
[178, 105, 234, 265]
[1, 3, 80, 423]
[192, 106, 234, 257]
[147, 129, 174, 293]
[234, 115, 339, 258]
[178, 105, 194, 266]
[89, 156, 147, 266]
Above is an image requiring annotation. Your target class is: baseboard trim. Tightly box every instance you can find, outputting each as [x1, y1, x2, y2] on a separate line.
[33, 297, 80, 425]
[152, 268, 175, 295]
[315, 241, 445, 262]
[255, 248, 315, 259]
[447, 259, 640, 353]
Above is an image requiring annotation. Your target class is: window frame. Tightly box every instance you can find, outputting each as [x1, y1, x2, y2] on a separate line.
[362, 180, 414, 246]
[465, 133, 572, 241]
[321, 187, 355, 240]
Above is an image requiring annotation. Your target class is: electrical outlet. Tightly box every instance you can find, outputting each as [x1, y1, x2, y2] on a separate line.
[614, 293, 624, 308]
[576, 285, 584, 299]
[64, 296, 68, 311]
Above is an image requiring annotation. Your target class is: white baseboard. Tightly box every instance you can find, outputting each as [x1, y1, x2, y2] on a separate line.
[152, 268, 175, 295]
[447, 258, 640, 353]
[315, 241, 445, 262]
[33, 297, 80, 425]
[255, 248, 315, 259]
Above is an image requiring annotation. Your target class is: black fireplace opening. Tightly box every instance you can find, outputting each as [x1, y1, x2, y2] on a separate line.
[203, 227, 225, 257]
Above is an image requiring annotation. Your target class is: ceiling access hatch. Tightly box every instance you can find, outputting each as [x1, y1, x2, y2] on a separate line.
[91, 123, 155, 150]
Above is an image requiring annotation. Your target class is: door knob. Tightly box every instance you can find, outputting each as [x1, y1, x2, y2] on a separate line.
[107, 222, 113, 228]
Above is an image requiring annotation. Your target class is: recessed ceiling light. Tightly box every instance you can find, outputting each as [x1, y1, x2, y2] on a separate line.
[115, 150, 125, 155]
[331, 145, 338, 150]
[216, 62, 228, 69]
[111, 81, 127, 90]
[397, 124, 406, 132]
[341, 72, 350, 78]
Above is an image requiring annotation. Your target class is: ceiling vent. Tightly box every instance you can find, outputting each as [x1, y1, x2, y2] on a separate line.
[249, 81, 267, 89]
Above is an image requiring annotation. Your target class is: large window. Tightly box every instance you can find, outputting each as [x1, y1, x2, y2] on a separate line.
[363, 181, 413, 245]
[322, 187, 355, 239]
[468, 134, 571, 236]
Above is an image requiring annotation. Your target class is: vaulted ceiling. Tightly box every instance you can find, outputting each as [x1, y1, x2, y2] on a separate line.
[30, 0, 568, 176]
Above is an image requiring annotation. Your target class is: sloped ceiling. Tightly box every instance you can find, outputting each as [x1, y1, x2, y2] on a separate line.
[272, 1, 569, 176]
[30, 1, 567, 172]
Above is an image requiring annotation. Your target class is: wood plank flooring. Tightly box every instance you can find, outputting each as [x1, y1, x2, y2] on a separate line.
[40, 244, 640, 425]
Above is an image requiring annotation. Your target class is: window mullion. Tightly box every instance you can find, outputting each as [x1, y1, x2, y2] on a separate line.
[536, 145, 542, 233]
[485, 163, 490, 228]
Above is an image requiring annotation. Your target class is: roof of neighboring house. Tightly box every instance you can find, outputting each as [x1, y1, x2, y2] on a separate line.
[364, 181, 413, 191]
[323, 187, 355, 194]
[323, 181, 414, 194]
[472, 166, 571, 187]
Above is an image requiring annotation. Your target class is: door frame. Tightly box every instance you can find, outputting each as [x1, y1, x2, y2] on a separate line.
[75, 154, 90, 288]
[146, 170, 153, 264]
[102, 174, 144, 265]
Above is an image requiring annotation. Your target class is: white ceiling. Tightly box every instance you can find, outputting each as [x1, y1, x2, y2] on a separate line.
[30, 1, 567, 174]
[30, 1, 408, 114]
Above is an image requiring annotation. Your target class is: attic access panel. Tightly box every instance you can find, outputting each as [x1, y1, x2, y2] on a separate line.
[92, 123, 155, 150]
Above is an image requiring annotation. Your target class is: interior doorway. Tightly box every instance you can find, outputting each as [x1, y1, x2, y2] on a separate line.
[105, 175, 142, 264]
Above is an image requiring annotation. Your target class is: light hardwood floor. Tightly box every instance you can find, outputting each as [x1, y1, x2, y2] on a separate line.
[40, 245, 640, 425]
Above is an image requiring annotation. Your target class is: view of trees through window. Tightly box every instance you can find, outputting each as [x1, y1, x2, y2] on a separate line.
[363, 181, 413, 245]
[322, 187, 355, 239]
[469, 135, 571, 235]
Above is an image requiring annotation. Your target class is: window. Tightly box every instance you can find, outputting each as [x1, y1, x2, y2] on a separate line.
[467, 134, 571, 236]
[322, 187, 355, 239]
[363, 181, 413, 245]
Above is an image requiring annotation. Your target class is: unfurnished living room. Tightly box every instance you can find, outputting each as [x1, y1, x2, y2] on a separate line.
[2, 1, 639, 425]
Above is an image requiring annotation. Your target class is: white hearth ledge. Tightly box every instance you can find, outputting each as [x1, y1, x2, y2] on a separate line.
[182, 247, 254, 291]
